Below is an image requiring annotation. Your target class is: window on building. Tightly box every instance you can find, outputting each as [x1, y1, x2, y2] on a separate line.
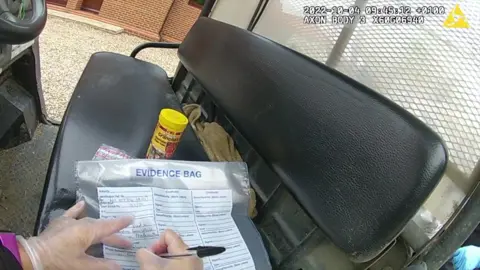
[188, 0, 204, 9]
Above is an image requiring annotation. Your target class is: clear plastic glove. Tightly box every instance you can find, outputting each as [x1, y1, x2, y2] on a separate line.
[453, 245, 480, 270]
[136, 229, 203, 270]
[18, 201, 133, 270]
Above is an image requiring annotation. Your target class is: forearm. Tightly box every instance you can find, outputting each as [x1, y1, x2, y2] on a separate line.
[18, 240, 33, 270]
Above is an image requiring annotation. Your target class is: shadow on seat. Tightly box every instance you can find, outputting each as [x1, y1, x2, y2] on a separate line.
[177, 17, 448, 262]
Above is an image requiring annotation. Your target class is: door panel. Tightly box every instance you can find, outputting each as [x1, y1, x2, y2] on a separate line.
[47, 0, 67, 7]
[81, 0, 104, 13]
[210, 0, 260, 29]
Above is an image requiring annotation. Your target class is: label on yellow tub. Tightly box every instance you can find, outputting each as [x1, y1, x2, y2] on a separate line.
[146, 109, 188, 159]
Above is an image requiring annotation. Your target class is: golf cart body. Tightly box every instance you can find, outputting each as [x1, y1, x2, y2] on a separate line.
[0, 0, 48, 149]
[33, 15, 450, 270]
[0, 1, 478, 269]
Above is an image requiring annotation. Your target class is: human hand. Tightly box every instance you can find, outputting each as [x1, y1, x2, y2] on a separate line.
[453, 245, 480, 270]
[136, 229, 203, 270]
[18, 201, 133, 270]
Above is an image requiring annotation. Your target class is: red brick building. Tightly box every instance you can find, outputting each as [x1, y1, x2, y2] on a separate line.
[47, 0, 202, 41]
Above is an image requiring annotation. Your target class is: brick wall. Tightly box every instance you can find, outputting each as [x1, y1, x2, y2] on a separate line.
[99, 0, 175, 39]
[161, 0, 201, 42]
[59, 0, 198, 41]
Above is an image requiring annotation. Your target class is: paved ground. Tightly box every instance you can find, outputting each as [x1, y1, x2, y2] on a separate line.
[0, 124, 57, 236]
[39, 15, 179, 121]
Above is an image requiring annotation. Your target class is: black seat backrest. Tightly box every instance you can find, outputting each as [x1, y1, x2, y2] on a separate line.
[178, 17, 447, 262]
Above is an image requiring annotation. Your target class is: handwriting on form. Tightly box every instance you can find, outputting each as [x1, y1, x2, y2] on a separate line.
[98, 187, 255, 270]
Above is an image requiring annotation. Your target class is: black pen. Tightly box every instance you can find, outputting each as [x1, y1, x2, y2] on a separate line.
[159, 246, 226, 259]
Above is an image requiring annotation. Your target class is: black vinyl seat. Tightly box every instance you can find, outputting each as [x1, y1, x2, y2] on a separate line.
[34, 52, 208, 234]
[178, 18, 448, 262]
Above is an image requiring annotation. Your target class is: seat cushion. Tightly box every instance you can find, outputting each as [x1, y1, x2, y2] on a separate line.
[179, 18, 448, 262]
[34, 52, 208, 234]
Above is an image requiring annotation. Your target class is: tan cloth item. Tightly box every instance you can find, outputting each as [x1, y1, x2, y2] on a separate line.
[183, 104, 257, 218]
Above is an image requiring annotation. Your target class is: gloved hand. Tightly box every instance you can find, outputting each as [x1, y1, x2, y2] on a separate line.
[136, 229, 203, 270]
[453, 245, 480, 270]
[18, 201, 133, 270]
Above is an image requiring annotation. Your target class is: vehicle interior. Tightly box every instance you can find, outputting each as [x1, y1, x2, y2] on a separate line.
[0, 0, 479, 269]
